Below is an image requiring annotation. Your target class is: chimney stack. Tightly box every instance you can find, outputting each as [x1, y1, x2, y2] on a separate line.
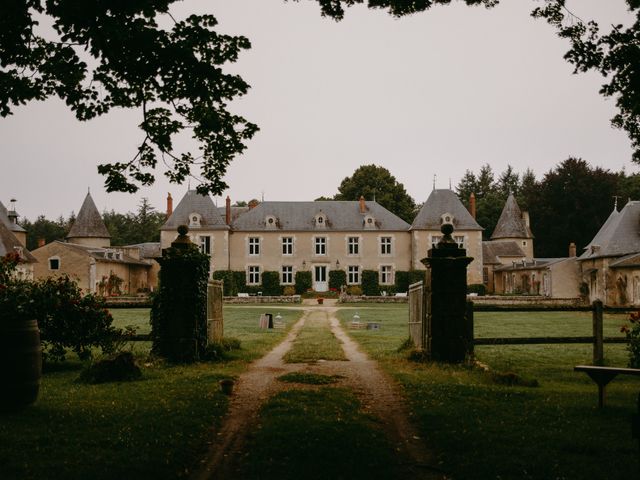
[569, 242, 576, 257]
[226, 196, 231, 225]
[38, 238, 45, 248]
[166, 193, 173, 218]
[469, 192, 476, 219]
[359, 196, 366, 214]
[522, 211, 530, 228]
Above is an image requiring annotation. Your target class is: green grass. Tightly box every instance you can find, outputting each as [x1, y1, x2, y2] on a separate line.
[284, 312, 346, 363]
[237, 388, 400, 479]
[336, 305, 640, 479]
[277, 372, 343, 385]
[1, 306, 303, 480]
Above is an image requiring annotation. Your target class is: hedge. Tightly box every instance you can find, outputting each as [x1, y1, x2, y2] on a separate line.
[212, 270, 237, 296]
[395, 270, 426, 293]
[295, 271, 312, 294]
[262, 271, 282, 296]
[329, 270, 346, 290]
[361, 270, 379, 296]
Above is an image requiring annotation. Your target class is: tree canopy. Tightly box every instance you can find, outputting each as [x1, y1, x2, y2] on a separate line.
[329, 164, 417, 223]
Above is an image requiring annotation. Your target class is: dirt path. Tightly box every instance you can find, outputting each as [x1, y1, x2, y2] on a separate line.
[192, 305, 442, 480]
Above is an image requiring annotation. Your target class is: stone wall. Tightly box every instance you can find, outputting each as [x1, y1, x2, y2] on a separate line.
[223, 295, 302, 304]
[471, 295, 585, 308]
[339, 295, 409, 303]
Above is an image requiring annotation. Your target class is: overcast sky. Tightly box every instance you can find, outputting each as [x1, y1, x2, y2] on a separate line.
[0, 0, 635, 221]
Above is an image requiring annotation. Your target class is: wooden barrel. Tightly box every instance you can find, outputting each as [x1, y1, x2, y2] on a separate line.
[0, 319, 42, 410]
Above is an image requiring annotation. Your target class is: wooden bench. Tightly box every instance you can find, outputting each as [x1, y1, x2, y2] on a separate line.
[574, 365, 640, 408]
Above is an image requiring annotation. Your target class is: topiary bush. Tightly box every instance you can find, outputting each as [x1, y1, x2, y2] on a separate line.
[295, 271, 312, 294]
[468, 284, 487, 296]
[262, 271, 282, 296]
[233, 270, 247, 293]
[329, 270, 346, 291]
[151, 235, 210, 363]
[283, 286, 296, 296]
[347, 285, 362, 296]
[212, 270, 237, 296]
[361, 270, 379, 296]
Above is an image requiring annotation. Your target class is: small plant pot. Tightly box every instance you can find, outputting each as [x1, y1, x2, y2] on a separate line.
[219, 379, 234, 395]
[317, 298, 324, 305]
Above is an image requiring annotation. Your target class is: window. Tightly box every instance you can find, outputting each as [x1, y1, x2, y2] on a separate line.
[248, 237, 260, 256]
[348, 237, 359, 255]
[348, 265, 360, 284]
[189, 213, 201, 227]
[454, 236, 465, 249]
[282, 266, 293, 284]
[49, 258, 60, 270]
[248, 266, 261, 285]
[483, 267, 489, 285]
[315, 214, 327, 228]
[380, 237, 392, 255]
[282, 237, 293, 255]
[522, 240, 528, 247]
[200, 236, 211, 255]
[431, 235, 442, 249]
[315, 237, 327, 255]
[380, 265, 393, 285]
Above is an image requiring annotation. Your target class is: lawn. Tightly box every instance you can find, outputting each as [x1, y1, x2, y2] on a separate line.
[336, 304, 640, 479]
[284, 311, 346, 363]
[0, 306, 303, 480]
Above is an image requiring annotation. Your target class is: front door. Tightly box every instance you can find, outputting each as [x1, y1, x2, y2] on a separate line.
[314, 265, 328, 292]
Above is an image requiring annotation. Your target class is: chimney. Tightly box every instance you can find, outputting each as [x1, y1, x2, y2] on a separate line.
[248, 199, 259, 210]
[38, 238, 45, 248]
[469, 192, 476, 219]
[166, 193, 173, 218]
[569, 242, 576, 257]
[359, 195, 366, 214]
[226, 196, 231, 225]
[522, 211, 530, 228]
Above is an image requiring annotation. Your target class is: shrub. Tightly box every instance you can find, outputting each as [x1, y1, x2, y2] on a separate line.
[283, 286, 296, 296]
[295, 271, 312, 294]
[329, 270, 346, 290]
[347, 285, 362, 296]
[261, 271, 282, 296]
[78, 352, 141, 384]
[232, 271, 247, 293]
[361, 270, 379, 296]
[621, 311, 640, 368]
[395, 270, 425, 292]
[468, 284, 487, 296]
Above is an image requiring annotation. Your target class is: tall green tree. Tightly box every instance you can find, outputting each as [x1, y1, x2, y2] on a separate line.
[332, 165, 417, 223]
[529, 158, 620, 257]
[20, 215, 71, 250]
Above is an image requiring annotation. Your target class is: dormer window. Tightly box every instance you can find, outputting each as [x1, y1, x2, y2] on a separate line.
[265, 215, 277, 229]
[189, 213, 201, 227]
[364, 215, 376, 229]
[315, 213, 327, 229]
[441, 213, 454, 225]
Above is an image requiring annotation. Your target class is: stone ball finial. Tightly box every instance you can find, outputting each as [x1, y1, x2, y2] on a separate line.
[177, 225, 189, 236]
[441, 223, 454, 236]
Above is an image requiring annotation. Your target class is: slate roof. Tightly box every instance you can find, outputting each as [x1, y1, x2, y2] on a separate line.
[0, 201, 26, 233]
[609, 252, 640, 268]
[162, 190, 229, 231]
[67, 193, 111, 239]
[494, 257, 567, 272]
[0, 220, 36, 262]
[491, 194, 533, 240]
[411, 189, 482, 231]
[53, 241, 151, 266]
[217, 206, 250, 223]
[482, 241, 526, 265]
[579, 201, 640, 260]
[231, 201, 410, 232]
[123, 242, 162, 259]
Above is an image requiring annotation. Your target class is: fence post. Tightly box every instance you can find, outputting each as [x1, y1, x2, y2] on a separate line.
[592, 299, 604, 365]
[466, 300, 474, 358]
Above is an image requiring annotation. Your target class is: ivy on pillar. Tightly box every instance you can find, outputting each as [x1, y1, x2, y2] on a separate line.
[421, 223, 473, 363]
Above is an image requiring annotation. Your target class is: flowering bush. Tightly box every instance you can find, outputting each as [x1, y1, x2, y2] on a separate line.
[1, 254, 119, 362]
[621, 311, 640, 368]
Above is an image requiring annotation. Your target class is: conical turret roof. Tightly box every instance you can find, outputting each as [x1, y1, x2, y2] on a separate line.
[67, 193, 111, 239]
[411, 189, 482, 231]
[491, 194, 533, 240]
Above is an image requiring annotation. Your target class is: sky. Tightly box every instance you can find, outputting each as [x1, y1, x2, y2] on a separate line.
[0, 0, 636, 221]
